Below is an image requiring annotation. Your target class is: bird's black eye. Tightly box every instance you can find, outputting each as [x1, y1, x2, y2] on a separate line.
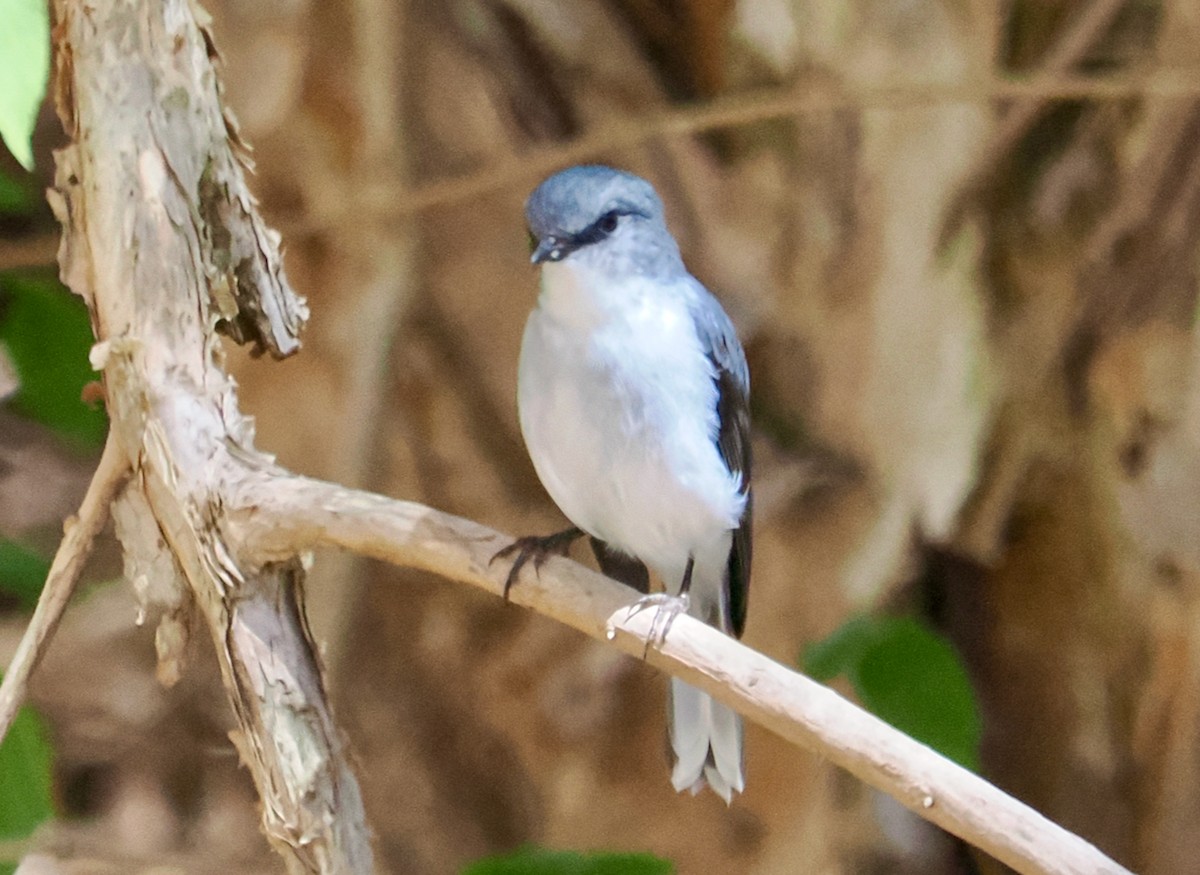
[566, 209, 631, 251]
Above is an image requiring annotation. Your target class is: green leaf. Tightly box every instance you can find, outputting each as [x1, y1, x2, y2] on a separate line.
[0, 0, 51, 170]
[804, 615, 982, 771]
[0, 272, 107, 447]
[804, 615, 877, 682]
[0, 702, 55, 852]
[0, 169, 35, 216]
[0, 541, 48, 608]
[461, 847, 673, 875]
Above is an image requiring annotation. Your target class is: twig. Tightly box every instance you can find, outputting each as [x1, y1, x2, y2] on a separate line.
[965, 0, 1128, 184]
[274, 71, 1200, 238]
[941, 0, 1133, 242]
[293, 0, 413, 675]
[0, 235, 60, 272]
[0, 434, 129, 741]
[229, 474, 1135, 875]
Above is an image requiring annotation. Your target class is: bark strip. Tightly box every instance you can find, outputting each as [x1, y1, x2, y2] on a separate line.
[46, 1, 369, 871]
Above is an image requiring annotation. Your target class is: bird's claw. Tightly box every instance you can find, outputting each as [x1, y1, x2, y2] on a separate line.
[624, 592, 690, 657]
[490, 527, 584, 600]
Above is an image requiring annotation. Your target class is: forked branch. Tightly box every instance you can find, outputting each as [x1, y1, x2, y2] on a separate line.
[0, 0, 1137, 873]
[0, 434, 129, 740]
[226, 473, 1133, 875]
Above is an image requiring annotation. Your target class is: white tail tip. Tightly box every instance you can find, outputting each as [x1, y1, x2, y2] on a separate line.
[668, 678, 744, 804]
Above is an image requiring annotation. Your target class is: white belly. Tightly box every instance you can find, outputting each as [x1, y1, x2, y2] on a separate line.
[516, 268, 744, 576]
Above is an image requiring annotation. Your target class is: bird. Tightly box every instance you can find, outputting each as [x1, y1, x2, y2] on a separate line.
[495, 165, 752, 802]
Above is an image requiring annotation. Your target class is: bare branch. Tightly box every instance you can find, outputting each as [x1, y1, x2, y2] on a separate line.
[276, 71, 1200, 237]
[46, 0, 368, 870]
[0, 434, 129, 740]
[16, 0, 1142, 872]
[0, 234, 59, 272]
[973, 0, 1129, 185]
[229, 474, 1134, 875]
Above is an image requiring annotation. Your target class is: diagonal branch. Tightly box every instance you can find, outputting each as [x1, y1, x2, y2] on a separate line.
[226, 473, 1134, 875]
[0, 433, 129, 740]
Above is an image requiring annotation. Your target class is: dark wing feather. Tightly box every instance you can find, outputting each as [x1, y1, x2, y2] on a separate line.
[589, 536, 651, 594]
[689, 285, 752, 638]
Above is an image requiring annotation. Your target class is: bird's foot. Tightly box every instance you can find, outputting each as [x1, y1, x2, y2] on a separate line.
[491, 527, 585, 599]
[624, 592, 690, 657]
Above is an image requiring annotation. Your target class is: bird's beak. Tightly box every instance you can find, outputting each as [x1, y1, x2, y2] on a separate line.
[531, 236, 564, 265]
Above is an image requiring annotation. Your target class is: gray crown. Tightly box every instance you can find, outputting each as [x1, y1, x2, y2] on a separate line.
[525, 165, 665, 239]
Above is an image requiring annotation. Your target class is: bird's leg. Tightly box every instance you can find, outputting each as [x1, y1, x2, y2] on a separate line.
[491, 526, 586, 599]
[678, 555, 695, 598]
[625, 556, 694, 656]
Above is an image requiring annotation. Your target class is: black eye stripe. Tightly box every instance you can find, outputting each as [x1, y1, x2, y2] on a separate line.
[570, 207, 647, 247]
[530, 207, 651, 262]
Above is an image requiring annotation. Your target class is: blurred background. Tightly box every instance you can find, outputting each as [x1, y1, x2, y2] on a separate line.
[2, 0, 1199, 872]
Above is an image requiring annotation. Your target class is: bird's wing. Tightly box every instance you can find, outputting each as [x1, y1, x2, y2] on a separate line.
[687, 281, 752, 638]
[588, 536, 650, 594]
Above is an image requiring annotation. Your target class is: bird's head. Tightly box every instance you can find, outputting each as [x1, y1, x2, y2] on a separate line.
[524, 166, 680, 274]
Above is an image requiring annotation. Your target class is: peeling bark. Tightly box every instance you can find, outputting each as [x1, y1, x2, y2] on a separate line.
[46, 1, 369, 871]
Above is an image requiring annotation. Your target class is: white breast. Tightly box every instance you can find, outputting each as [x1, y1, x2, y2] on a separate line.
[516, 261, 745, 575]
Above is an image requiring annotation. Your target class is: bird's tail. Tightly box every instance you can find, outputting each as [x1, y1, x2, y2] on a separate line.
[668, 677, 744, 803]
